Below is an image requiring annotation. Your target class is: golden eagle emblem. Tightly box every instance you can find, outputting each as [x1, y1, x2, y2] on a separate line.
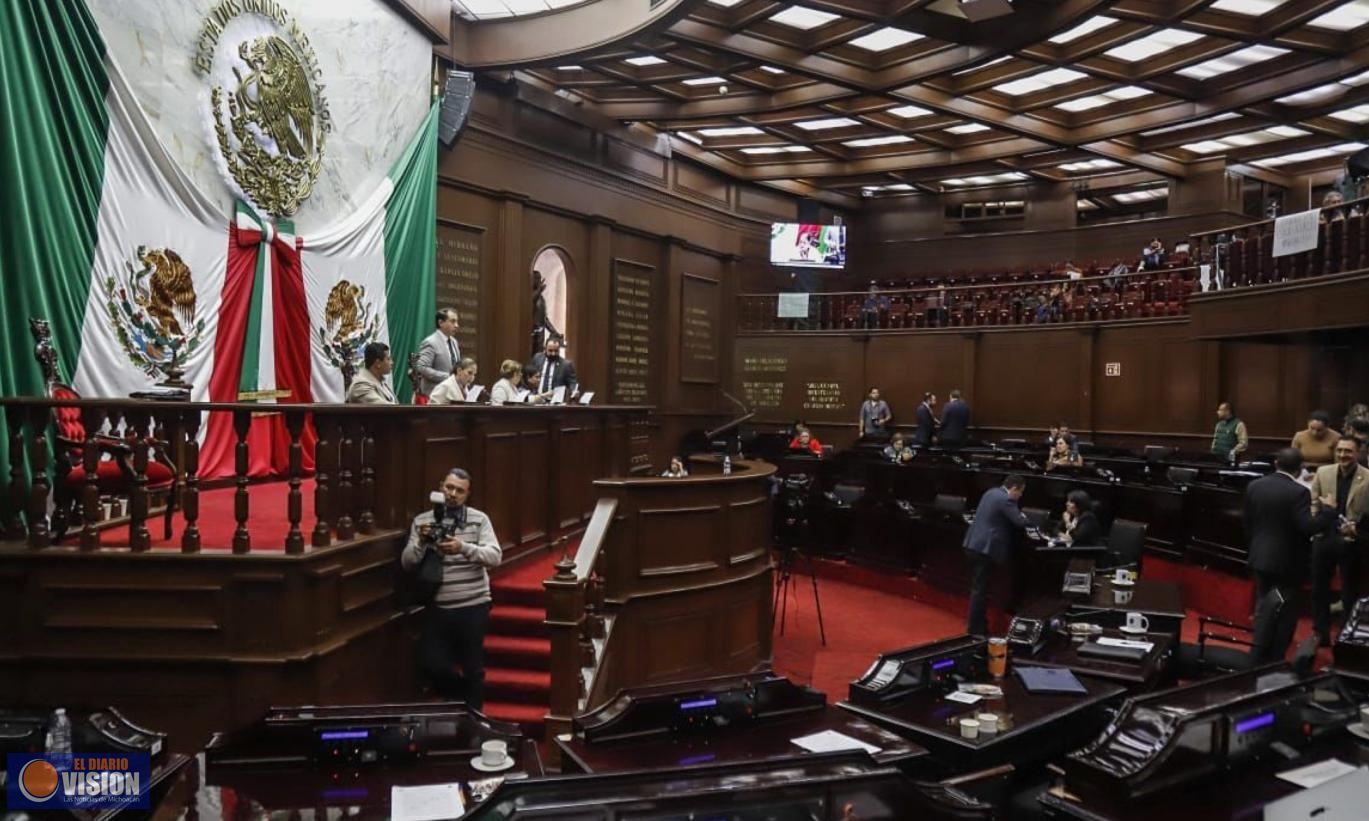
[324, 281, 365, 343]
[318, 279, 381, 377]
[102, 246, 206, 380]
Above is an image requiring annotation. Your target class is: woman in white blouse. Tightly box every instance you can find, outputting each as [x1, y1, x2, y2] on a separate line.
[429, 357, 478, 404]
[488, 359, 523, 406]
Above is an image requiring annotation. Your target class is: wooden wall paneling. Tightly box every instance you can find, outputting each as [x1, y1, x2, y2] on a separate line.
[494, 197, 527, 367]
[584, 218, 614, 395]
[517, 426, 550, 546]
[637, 502, 724, 576]
[1077, 328, 1096, 432]
[481, 427, 521, 550]
[604, 138, 668, 185]
[679, 272, 721, 386]
[865, 334, 965, 428]
[975, 330, 1083, 430]
[674, 163, 732, 209]
[1221, 342, 1288, 441]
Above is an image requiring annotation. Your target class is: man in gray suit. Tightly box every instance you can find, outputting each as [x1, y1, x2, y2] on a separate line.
[416, 308, 461, 398]
[963, 475, 1028, 636]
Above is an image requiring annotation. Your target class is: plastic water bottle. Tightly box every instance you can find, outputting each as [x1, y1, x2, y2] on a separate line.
[722, 455, 732, 475]
[47, 708, 72, 754]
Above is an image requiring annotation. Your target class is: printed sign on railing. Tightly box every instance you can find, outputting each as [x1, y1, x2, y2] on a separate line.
[777, 293, 811, 318]
[1272, 209, 1321, 257]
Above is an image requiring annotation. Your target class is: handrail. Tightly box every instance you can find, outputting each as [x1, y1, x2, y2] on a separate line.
[736, 265, 1199, 299]
[0, 396, 656, 414]
[573, 497, 618, 582]
[1191, 193, 1369, 240]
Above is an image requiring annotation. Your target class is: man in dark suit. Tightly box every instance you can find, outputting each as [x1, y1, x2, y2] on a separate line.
[940, 389, 970, 448]
[913, 392, 939, 447]
[963, 475, 1028, 636]
[1244, 447, 1336, 663]
[527, 337, 577, 400]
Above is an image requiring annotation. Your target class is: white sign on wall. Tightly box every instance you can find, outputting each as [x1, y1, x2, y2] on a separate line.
[1105, 362, 1121, 377]
[777, 293, 811, 318]
[1272, 209, 1321, 257]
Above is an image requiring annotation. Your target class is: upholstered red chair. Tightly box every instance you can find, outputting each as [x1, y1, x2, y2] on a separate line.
[30, 319, 176, 542]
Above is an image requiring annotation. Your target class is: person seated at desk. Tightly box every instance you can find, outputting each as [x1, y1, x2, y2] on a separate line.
[520, 366, 554, 404]
[1046, 437, 1083, 471]
[882, 432, 913, 463]
[429, 357, 478, 404]
[488, 359, 523, 406]
[661, 456, 689, 478]
[1059, 490, 1103, 546]
[789, 429, 823, 457]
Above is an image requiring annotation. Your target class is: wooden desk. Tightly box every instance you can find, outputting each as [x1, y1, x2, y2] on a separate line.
[839, 670, 1126, 771]
[1022, 629, 1174, 688]
[1070, 577, 1186, 636]
[1040, 733, 1369, 819]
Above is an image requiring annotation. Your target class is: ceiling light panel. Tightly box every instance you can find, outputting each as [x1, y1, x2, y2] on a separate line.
[760, 65, 786, 74]
[1181, 126, 1309, 153]
[843, 135, 916, 147]
[697, 126, 765, 137]
[1055, 86, 1151, 112]
[1210, 0, 1289, 14]
[993, 67, 1088, 96]
[1049, 16, 1117, 44]
[740, 145, 813, 154]
[676, 132, 703, 145]
[946, 123, 991, 134]
[1175, 45, 1289, 79]
[1058, 159, 1123, 172]
[887, 105, 933, 118]
[862, 183, 915, 192]
[793, 117, 861, 130]
[625, 55, 667, 66]
[1330, 104, 1369, 123]
[1276, 70, 1369, 105]
[769, 6, 841, 30]
[706, 0, 745, 6]
[847, 27, 923, 52]
[1139, 112, 1240, 136]
[1105, 29, 1204, 62]
[1113, 187, 1169, 203]
[1307, 1, 1369, 30]
[1252, 142, 1366, 167]
[682, 76, 728, 86]
[942, 172, 1028, 186]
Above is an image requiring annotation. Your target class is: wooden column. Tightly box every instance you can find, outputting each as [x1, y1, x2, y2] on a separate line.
[336, 418, 356, 541]
[79, 406, 105, 552]
[6, 406, 27, 541]
[285, 410, 306, 554]
[312, 414, 334, 548]
[232, 410, 251, 554]
[26, 407, 51, 549]
[126, 409, 151, 552]
[543, 556, 586, 750]
[357, 419, 375, 536]
[180, 409, 201, 553]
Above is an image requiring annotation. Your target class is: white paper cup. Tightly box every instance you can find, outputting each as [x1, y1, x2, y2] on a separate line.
[480, 739, 508, 767]
[977, 713, 999, 733]
[959, 718, 980, 739]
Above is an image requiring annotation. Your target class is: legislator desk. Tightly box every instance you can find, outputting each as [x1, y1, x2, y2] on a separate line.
[841, 636, 1127, 772]
[1041, 666, 1366, 820]
[1044, 560, 1187, 638]
[1007, 620, 1175, 689]
[163, 703, 540, 819]
[556, 673, 928, 775]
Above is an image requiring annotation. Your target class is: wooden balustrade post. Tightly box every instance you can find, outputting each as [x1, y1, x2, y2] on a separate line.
[7, 406, 28, 541]
[335, 417, 356, 541]
[232, 410, 252, 554]
[80, 406, 105, 551]
[26, 406, 51, 549]
[284, 410, 306, 554]
[126, 409, 152, 552]
[357, 419, 375, 535]
[543, 556, 587, 750]
[311, 413, 333, 548]
[180, 409, 201, 553]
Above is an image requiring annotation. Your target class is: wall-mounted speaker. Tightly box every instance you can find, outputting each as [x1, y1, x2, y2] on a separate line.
[439, 70, 476, 148]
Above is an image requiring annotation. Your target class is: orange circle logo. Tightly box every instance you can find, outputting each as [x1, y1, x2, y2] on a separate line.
[18, 759, 60, 802]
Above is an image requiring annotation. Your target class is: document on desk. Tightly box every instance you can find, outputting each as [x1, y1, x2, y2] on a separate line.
[1276, 759, 1360, 789]
[945, 690, 983, 704]
[1097, 637, 1155, 652]
[551, 386, 566, 404]
[791, 730, 881, 756]
[391, 783, 466, 821]
[464, 385, 484, 403]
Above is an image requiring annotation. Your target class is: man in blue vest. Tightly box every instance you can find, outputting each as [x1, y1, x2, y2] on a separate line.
[963, 475, 1028, 636]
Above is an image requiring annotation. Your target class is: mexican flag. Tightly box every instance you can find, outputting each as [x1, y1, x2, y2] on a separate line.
[1, 0, 435, 480]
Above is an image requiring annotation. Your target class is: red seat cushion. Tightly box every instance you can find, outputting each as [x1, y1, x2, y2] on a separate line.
[51, 386, 85, 442]
[414, 394, 430, 406]
[62, 459, 173, 491]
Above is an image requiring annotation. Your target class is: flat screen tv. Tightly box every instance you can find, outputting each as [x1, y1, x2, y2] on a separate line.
[770, 223, 846, 269]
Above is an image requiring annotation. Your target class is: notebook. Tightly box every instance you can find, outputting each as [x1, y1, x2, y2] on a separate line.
[1014, 665, 1087, 695]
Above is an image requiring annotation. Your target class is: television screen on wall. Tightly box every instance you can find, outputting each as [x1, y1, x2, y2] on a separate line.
[769, 223, 846, 269]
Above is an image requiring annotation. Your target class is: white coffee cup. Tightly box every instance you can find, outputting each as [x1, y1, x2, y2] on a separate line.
[1125, 612, 1149, 632]
[1114, 589, 1133, 605]
[959, 718, 980, 739]
[480, 739, 508, 768]
[1114, 567, 1130, 583]
[977, 713, 999, 734]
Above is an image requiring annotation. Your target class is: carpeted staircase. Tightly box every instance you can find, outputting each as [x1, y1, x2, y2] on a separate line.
[482, 550, 562, 734]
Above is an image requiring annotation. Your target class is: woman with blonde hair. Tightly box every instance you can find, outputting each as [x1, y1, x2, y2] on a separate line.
[489, 359, 523, 405]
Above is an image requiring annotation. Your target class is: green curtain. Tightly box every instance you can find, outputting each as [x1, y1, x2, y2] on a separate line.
[0, 0, 110, 520]
[383, 102, 438, 404]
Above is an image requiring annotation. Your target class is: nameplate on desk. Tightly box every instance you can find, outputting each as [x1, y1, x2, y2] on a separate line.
[1096, 637, 1155, 652]
[390, 783, 464, 821]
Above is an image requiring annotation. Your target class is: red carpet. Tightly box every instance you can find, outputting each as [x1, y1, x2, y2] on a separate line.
[97, 480, 316, 551]
[483, 548, 565, 732]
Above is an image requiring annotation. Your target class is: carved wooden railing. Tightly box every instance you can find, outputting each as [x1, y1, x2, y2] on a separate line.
[542, 457, 777, 751]
[738, 267, 1200, 333]
[1190, 194, 1369, 289]
[0, 397, 650, 553]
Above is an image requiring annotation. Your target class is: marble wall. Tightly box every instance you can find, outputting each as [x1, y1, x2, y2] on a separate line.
[88, 0, 432, 234]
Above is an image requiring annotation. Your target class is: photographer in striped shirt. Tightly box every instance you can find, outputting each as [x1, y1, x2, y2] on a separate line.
[402, 468, 502, 709]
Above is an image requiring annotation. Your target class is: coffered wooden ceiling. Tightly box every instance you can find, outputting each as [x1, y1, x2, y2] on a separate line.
[505, 0, 1369, 204]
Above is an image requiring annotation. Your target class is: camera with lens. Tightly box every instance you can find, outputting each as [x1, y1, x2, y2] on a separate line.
[423, 491, 466, 546]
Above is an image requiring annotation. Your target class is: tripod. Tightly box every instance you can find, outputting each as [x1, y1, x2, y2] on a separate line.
[773, 544, 826, 646]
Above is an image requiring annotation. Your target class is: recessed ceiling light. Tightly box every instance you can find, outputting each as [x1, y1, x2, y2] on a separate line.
[625, 55, 666, 66]
[557, 65, 583, 71]
[1058, 159, 1123, 172]
[843, 135, 915, 147]
[943, 172, 1028, 186]
[1186, 126, 1312, 153]
[760, 65, 786, 74]
[993, 67, 1088, 96]
[1105, 28, 1203, 62]
[697, 126, 765, 137]
[793, 117, 861, 130]
[1048, 15, 1117, 44]
[946, 123, 991, 134]
[1055, 86, 1151, 112]
[682, 75, 728, 86]
[847, 27, 923, 52]
[768, 6, 841, 30]
[1253, 142, 1367, 167]
[1307, 1, 1369, 30]
[1113, 186, 1169, 203]
[740, 145, 813, 155]
[862, 183, 915, 192]
[1210, 0, 1288, 15]
[1175, 44, 1289, 80]
[1182, 140, 1233, 154]
[706, 0, 745, 6]
[887, 104, 933, 118]
[676, 132, 704, 145]
[1330, 104, 1369, 124]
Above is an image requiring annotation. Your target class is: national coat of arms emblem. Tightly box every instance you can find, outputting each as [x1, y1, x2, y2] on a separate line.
[103, 246, 206, 384]
[318, 280, 381, 381]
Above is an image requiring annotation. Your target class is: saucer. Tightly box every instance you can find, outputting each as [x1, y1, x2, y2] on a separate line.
[1119, 625, 1148, 635]
[471, 755, 515, 772]
[1348, 723, 1369, 742]
[1110, 578, 1136, 587]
